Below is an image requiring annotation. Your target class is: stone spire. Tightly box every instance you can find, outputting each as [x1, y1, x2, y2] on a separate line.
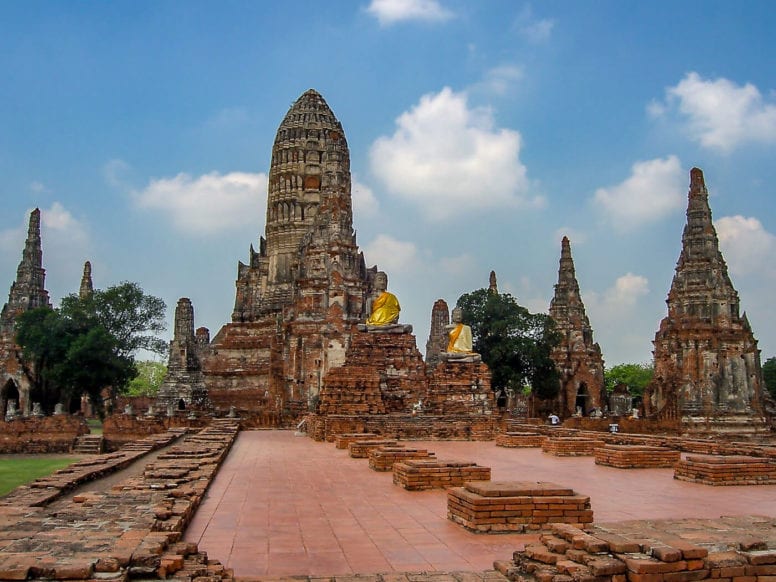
[157, 297, 208, 410]
[1, 208, 51, 334]
[548, 236, 605, 417]
[488, 270, 498, 294]
[425, 299, 450, 370]
[79, 261, 94, 299]
[232, 89, 354, 320]
[649, 167, 765, 420]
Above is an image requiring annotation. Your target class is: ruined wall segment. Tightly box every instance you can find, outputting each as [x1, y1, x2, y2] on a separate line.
[548, 236, 605, 417]
[425, 299, 449, 371]
[648, 168, 765, 420]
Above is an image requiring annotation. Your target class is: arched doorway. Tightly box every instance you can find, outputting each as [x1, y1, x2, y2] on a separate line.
[177, 398, 186, 411]
[1, 379, 21, 418]
[575, 382, 589, 415]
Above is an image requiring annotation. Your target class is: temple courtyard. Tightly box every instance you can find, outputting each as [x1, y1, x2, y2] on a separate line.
[185, 431, 776, 578]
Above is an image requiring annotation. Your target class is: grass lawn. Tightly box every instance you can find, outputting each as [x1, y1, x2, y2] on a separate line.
[87, 418, 103, 435]
[0, 456, 79, 497]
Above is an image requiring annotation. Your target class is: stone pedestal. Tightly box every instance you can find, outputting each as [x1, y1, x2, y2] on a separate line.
[393, 459, 491, 491]
[447, 481, 593, 533]
[368, 446, 435, 471]
[425, 359, 493, 415]
[674, 455, 776, 485]
[542, 437, 605, 456]
[495, 431, 546, 448]
[594, 444, 680, 469]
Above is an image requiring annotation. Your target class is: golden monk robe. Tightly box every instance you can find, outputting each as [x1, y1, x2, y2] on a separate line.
[446, 307, 474, 353]
[366, 271, 401, 325]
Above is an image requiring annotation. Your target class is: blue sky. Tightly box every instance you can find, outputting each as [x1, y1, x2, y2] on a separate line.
[2, 0, 776, 367]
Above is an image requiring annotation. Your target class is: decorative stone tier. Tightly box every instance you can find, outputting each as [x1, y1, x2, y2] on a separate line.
[425, 359, 493, 415]
[448, 481, 593, 533]
[334, 432, 379, 449]
[495, 432, 546, 448]
[348, 439, 397, 458]
[0, 420, 239, 581]
[542, 437, 605, 456]
[0, 415, 89, 454]
[368, 446, 436, 471]
[594, 445, 680, 469]
[674, 455, 776, 485]
[393, 459, 491, 491]
[496, 516, 776, 582]
[305, 413, 498, 442]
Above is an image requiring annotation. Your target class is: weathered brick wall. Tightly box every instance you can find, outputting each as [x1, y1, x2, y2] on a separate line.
[305, 413, 498, 442]
[542, 437, 605, 456]
[0, 415, 88, 453]
[495, 432, 546, 448]
[368, 446, 435, 471]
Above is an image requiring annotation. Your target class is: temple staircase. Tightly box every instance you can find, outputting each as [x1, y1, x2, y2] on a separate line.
[72, 434, 104, 455]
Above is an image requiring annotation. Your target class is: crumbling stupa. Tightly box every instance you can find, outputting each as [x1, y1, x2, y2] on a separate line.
[647, 168, 766, 427]
[197, 90, 373, 417]
[548, 236, 605, 417]
[0, 209, 51, 416]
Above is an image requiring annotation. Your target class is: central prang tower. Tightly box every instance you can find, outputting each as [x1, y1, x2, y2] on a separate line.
[203, 90, 372, 415]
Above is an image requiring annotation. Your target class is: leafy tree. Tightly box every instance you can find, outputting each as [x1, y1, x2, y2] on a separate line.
[60, 282, 167, 357]
[126, 361, 167, 397]
[456, 288, 560, 399]
[604, 362, 654, 396]
[762, 357, 776, 400]
[15, 282, 167, 415]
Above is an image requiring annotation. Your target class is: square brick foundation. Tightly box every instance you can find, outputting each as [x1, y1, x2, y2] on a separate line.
[595, 444, 680, 468]
[674, 455, 776, 485]
[393, 459, 491, 490]
[447, 480, 593, 533]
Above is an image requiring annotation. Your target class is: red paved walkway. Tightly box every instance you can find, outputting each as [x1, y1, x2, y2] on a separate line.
[185, 431, 776, 578]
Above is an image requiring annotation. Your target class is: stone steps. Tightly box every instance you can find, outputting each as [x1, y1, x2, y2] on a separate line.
[72, 434, 104, 455]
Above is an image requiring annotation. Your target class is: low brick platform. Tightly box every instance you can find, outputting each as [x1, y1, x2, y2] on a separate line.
[368, 446, 436, 471]
[495, 432, 546, 448]
[334, 432, 379, 449]
[0, 420, 239, 581]
[496, 516, 776, 582]
[674, 454, 776, 485]
[348, 439, 398, 458]
[447, 481, 593, 533]
[393, 459, 491, 490]
[542, 437, 605, 457]
[595, 444, 681, 469]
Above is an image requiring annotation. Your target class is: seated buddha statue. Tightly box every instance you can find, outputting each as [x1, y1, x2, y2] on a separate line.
[445, 307, 474, 353]
[365, 271, 400, 326]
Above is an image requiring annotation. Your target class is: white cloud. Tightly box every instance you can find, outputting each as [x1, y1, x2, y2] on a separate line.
[439, 253, 476, 276]
[650, 72, 776, 153]
[133, 171, 267, 235]
[104, 158, 132, 189]
[366, 0, 453, 25]
[716, 215, 776, 277]
[370, 87, 541, 221]
[554, 227, 587, 246]
[593, 156, 685, 231]
[363, 234, 422, 273]
[352, 176, 380, 219]
[473, 65, 525, 97]
[29, 181, 49, 194]
[513, 5, 555, 43]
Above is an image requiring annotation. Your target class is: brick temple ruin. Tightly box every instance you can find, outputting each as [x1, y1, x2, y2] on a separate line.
[548, 236, 606, 418]
[0, 208, 50, 417]
[0, 92, 772, 436]
[646, 168, 771, 430]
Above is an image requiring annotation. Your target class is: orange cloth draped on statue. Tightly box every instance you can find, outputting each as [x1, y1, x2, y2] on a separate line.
[366, 291, 400, 325]
[447, 322, 473, 353]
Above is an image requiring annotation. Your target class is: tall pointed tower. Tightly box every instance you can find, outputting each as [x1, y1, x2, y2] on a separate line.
[548, 236, 605, 417]
[204, 90, 372, 414]
[648, 168, 765, 421]
[424, 299, 450, 370]
[0, 208, 51, 415]
[0, 209, 51, 334]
